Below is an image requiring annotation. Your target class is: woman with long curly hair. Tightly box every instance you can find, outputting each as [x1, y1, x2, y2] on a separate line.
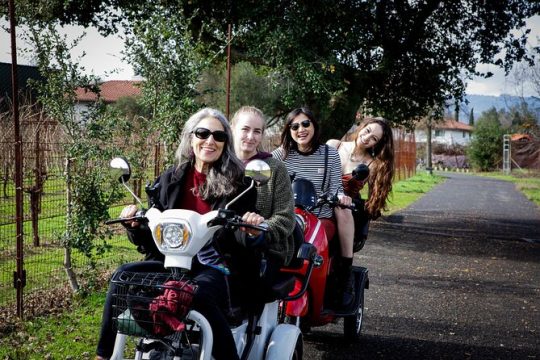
[326, 117, 394, 304]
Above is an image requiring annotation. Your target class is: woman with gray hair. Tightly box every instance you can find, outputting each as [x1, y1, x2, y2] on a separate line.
[95, 108, 263, 360]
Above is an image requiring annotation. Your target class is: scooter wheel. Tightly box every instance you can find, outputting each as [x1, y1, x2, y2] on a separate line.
[343, 288, 364, 342]
[292, 334, 303, 360]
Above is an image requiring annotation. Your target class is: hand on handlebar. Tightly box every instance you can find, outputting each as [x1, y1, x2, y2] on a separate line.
[240, 212, 266, 238]
[119, 204, 141, 228]
[338, 194, 353, 207]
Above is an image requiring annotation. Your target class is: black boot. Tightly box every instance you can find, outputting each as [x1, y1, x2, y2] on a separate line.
[330, 256, 354, 309]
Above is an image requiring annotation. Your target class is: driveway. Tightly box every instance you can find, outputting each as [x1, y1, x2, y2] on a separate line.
[303, 172, 540, 359]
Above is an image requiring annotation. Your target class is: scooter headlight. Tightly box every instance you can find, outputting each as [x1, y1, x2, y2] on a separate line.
[155, 222, 192, 250]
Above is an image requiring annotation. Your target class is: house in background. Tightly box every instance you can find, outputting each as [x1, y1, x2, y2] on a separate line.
[415, 118, 474, 146]
[74, 80, 142, 118]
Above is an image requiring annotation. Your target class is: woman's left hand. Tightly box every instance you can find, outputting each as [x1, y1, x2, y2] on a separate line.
[240, 211, 265, 237]
[338, 194, 353, 207]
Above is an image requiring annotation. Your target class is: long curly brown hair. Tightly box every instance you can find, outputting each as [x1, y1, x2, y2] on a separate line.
[353, 118, 395, 219]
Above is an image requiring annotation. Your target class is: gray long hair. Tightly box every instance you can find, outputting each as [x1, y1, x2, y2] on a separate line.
[175, 107, 245, 200]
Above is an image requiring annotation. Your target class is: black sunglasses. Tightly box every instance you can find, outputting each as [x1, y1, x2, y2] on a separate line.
[290, 119, 311, 131]
[192, 127, 228, 142]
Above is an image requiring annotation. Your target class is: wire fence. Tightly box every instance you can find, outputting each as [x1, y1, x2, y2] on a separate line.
[0, 112, 416, 325]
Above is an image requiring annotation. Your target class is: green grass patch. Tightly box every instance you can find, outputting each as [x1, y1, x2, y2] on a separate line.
[384, 171, 445, 214]
[0, 292, 106, 359]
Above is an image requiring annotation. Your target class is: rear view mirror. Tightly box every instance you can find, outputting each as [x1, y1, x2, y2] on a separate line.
[245, 159, 271, 186]
[109, 157, 143, 207]
[352, 164, 370, 182]
[110, 157, 131, 184]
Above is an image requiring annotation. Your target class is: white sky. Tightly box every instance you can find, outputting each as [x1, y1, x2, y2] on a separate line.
[1, 15, 539, 96]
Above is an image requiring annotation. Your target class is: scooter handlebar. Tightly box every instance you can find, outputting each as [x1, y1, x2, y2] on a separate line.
[105, 212, 148, 225]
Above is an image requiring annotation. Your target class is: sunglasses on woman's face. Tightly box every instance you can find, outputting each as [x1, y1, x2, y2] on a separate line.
[290, 119, 311, 131]
[192, 127, 228, 142]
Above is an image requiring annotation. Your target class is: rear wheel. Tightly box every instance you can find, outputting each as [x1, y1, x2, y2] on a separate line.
[343, 288, 364, 342]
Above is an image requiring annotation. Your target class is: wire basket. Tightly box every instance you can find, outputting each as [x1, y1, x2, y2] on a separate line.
[112, 271, 197, 337]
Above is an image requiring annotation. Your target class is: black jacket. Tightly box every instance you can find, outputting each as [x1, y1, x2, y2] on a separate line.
[125, 162, 257, 262]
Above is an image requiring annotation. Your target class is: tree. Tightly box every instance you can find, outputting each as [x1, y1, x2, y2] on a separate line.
[6, 1, 539, 138]
[467, 107, 505, 171]
[469, 108, 475, 127]
[507, 103, 539, 136]
[23, 21, 124, 291]
[196, 61, 297, 125]
[122, 4, 204, 164]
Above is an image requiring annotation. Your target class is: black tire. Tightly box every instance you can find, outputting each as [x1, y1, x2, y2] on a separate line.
[344, 288, 364, 342]
[292, 334, 303, 360]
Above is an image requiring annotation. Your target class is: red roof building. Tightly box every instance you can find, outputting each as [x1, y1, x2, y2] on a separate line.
[75, 80, 142, 103]
[434, 119, 474, 132]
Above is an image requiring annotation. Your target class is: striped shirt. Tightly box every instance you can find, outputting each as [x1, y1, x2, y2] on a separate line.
[272, 144, 344, 219]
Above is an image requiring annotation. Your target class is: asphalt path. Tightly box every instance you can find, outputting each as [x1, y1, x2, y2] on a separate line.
[302, 172, 540, 359]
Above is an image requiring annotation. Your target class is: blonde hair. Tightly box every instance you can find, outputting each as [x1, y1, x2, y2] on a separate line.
[231, 106, 267, 152]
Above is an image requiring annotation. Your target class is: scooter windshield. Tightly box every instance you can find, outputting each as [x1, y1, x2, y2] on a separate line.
[292, 178, 318, 209]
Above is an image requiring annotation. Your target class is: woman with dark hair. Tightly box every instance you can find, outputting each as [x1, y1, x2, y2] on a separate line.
[272, 107, 353, 308]
[95, 108, 263, 360]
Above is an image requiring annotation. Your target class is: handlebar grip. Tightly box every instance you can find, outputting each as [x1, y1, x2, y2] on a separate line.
[105, 215, 147, 225]
[236, 222, 269, 232]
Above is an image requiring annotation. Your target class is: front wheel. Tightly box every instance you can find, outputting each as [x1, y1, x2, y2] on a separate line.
[343, 288, 364, 342]
[292, 334, 303, 360]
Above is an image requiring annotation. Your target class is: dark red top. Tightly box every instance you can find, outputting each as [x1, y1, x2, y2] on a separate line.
[177, 167, 212, 214]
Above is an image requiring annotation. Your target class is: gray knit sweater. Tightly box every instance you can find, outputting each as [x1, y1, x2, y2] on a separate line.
[255, 157, 296, 266]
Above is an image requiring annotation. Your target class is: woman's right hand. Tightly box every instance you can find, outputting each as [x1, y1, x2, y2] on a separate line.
[120, 204, 140, 228]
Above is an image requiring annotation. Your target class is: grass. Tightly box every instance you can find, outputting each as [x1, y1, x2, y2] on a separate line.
[381, 171, 445, 214]
[0, 292, 106, 359]
[0, 170, 447, 359]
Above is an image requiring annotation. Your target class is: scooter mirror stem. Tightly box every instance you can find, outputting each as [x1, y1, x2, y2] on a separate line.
[121, 178, 145, 208]
[225, 179, 255, 210]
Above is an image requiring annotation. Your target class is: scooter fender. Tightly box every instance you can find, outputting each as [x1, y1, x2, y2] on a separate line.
[285, 292, 309, 317]
[265, 324, 302, 360]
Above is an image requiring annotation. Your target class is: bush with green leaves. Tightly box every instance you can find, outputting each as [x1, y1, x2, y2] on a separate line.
[467, 108, 505, 171]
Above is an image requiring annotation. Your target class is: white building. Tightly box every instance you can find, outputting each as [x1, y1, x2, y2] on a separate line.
[415, 119, 473, 146]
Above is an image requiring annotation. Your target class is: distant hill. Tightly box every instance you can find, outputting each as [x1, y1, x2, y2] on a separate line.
[448, 94, 540, 122]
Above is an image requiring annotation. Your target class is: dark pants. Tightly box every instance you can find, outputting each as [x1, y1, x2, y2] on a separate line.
[96, 261, 239, 360]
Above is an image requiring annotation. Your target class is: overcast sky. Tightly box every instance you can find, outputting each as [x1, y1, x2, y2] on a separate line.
[1, 15, 539, 97]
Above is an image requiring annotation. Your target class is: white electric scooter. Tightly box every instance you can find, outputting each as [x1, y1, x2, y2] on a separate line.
[105, 157, 317, 360]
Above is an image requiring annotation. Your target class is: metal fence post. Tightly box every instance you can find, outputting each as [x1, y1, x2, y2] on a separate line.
[503, 134, 511, 175]
[9, 0, 26, 318]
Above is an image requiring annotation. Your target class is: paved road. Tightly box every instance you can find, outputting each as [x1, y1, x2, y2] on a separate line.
[303, 172, 540, 359]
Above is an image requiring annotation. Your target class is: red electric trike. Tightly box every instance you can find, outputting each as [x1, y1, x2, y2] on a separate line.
[280, 165, 370, 341]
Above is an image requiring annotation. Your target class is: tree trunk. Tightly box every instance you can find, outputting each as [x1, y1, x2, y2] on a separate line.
[63, 157, 79, 292]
